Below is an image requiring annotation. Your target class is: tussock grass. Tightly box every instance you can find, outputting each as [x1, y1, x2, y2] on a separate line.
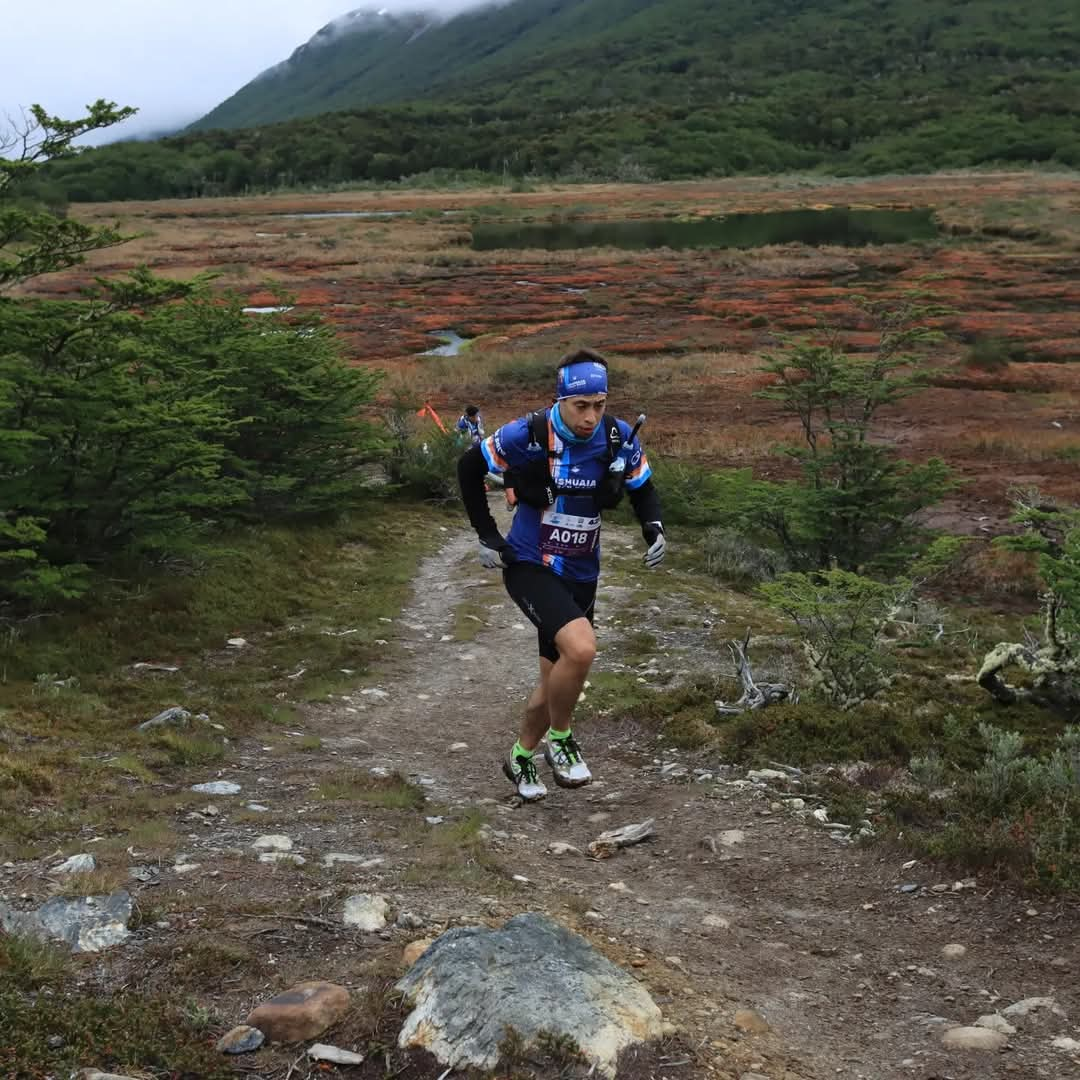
[401, 811, 505, 890]
[317, 769, 427, 811]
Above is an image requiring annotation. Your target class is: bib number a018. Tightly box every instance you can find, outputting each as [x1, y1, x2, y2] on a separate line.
[539, 511, 600, 557]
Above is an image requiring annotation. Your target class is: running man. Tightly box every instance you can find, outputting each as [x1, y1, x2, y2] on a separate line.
[456, 405, 485, 445]
[457, 348, 666, 800]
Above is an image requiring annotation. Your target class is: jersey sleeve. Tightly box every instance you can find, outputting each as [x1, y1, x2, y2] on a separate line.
[480, 416, 532, 475]
[617, 418, 652, 490]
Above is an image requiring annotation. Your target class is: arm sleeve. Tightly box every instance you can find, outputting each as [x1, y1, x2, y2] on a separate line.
[628, 478, 662, 536]
[619, 423, 652, 491]
[458, 444, 503, 546]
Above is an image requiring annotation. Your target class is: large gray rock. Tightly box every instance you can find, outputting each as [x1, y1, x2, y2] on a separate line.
[0, 891, 132, 953]
[396, 913, 663, 1077]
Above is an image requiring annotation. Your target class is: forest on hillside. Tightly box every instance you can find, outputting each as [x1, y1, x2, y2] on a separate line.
[26, 0, 1080, 203]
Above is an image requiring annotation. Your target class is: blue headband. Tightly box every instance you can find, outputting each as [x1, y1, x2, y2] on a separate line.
[556, 360, 608, 399]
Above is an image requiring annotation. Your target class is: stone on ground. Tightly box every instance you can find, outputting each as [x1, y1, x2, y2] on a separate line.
[0, 891, 131, 953]
[734, 1009, 771, 1034]
[941, 1026, 1009, 1051]
[403, 937, 435, 967]
[396, 913, 662, 1077]
[309, 1043, 365, 1064]
[191, 780, 241, 795]
[1001, 996, 1067, 1019]
[974, 1014, 1016, 1035]
[53, 853, 96, 874]
[252, 834, 293, 851]
[246, 980, 350, 1043]
[343, 893, 389, 930]
[74, 1071, 143, 1080]
[216, 1025, 265, 1054]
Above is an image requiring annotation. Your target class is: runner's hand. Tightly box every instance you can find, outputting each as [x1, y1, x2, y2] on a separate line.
[478, 535, 509, 569]
[642, 522, 666, 569]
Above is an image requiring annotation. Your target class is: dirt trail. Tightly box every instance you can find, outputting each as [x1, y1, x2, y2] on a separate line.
[16, 515, 1076, 1079]
[284, 516, 1078, 1080]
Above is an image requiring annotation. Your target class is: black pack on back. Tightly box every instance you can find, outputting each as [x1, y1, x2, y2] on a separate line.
[506, 409, 626, 510]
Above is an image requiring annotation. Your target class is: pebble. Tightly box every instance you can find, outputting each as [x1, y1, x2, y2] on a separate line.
[216, 1025, 264, 1054]
[308, 1043, 364, 1065]
[975, 1014, 1017, 1035]
[1053, 1037, 1080, 1052]
[322, 853, 382, 868]
[548, 841, 584, 857]
[449, 742, 469, 752]
[403, 938, 435, 966]
[1002, 996, 1066, 1019]
[733, 1008, 770, 1034]
[226, 637, 247, 648]
[941, 1026, 1008, 1051]
[245, 803, 270, 812]
[191, 781, 240, 795]
[718, 829, 745, 847]
[608, 881, 631, 893]
[258, 852, 305, 865]
[252, 835, 292, 852]
[396, 911, 424, 929]
[343, 894, 389, 931]
[702, 914, 731, 930]
[941, 943, 967, 960]
[54, 853, 96, 874]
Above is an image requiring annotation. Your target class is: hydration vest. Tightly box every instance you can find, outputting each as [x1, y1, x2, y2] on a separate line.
[507, 410, 627, 511]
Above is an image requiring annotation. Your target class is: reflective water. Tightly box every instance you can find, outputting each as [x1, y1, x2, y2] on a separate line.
[421, 330, 469, 356]
[471, 208, 938, 251]
[278, 210, 407, 219]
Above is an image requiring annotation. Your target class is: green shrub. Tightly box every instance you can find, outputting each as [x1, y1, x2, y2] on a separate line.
[759, 569, 907, 707]
[895, 724, 1080, 889]
[702, 527, 787, 588]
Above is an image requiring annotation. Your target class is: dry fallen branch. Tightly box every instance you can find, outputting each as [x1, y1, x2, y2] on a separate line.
[714, 631, 798, 714]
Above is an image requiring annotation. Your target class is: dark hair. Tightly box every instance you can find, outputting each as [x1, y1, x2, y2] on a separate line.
[557, 347, 609, 370]
[464, 405, 480, 417]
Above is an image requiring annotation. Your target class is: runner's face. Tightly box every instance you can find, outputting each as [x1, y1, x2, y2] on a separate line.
[562, 394, 607, 438]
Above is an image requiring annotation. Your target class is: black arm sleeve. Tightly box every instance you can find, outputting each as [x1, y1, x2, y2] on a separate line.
[628, 478, 663, 537]
[457, 445, 504, 547]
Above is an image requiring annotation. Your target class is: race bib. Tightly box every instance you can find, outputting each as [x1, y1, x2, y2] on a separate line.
[539, 510, 601, 558]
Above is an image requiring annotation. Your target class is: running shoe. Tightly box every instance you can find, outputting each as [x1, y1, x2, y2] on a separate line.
[543, 732, 593, 788]
[502, 752, 547, 801]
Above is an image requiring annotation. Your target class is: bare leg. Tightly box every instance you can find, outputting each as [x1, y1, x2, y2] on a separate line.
[545, 616, 596, 734]
[518, 658, 554, 752]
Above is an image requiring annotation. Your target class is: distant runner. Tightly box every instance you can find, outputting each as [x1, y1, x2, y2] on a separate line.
[456, 404, 485, 445]
[457, 348, 666, 800]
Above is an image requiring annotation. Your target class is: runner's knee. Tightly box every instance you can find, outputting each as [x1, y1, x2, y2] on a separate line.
[555, 620, 596, 668]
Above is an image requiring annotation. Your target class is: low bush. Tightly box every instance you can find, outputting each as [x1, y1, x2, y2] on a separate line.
[703, 527, 787, 588]
[892, 724, 1080, 889]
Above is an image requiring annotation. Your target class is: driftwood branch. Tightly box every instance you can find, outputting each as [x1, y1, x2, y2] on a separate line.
[714, 631, 798, 714]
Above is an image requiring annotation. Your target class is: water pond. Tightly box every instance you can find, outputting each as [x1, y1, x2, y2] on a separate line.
[470, 208, 937, 251]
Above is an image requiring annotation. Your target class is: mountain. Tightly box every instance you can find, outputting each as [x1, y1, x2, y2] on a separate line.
[33, 0, 1080, 201]
[191, 0, 1080, 133]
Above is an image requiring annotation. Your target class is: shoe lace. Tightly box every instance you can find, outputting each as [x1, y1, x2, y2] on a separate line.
[516, 754, 539, 786]
[552, 734, 582, 765]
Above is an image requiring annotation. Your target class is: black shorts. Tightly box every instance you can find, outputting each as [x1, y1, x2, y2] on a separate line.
[503, 561, 597, 663]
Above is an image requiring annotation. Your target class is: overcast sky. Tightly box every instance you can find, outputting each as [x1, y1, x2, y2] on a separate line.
[2, 2, 478, 141]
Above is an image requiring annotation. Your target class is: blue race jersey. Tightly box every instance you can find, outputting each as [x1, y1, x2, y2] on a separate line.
[481, 406, 651, 582]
